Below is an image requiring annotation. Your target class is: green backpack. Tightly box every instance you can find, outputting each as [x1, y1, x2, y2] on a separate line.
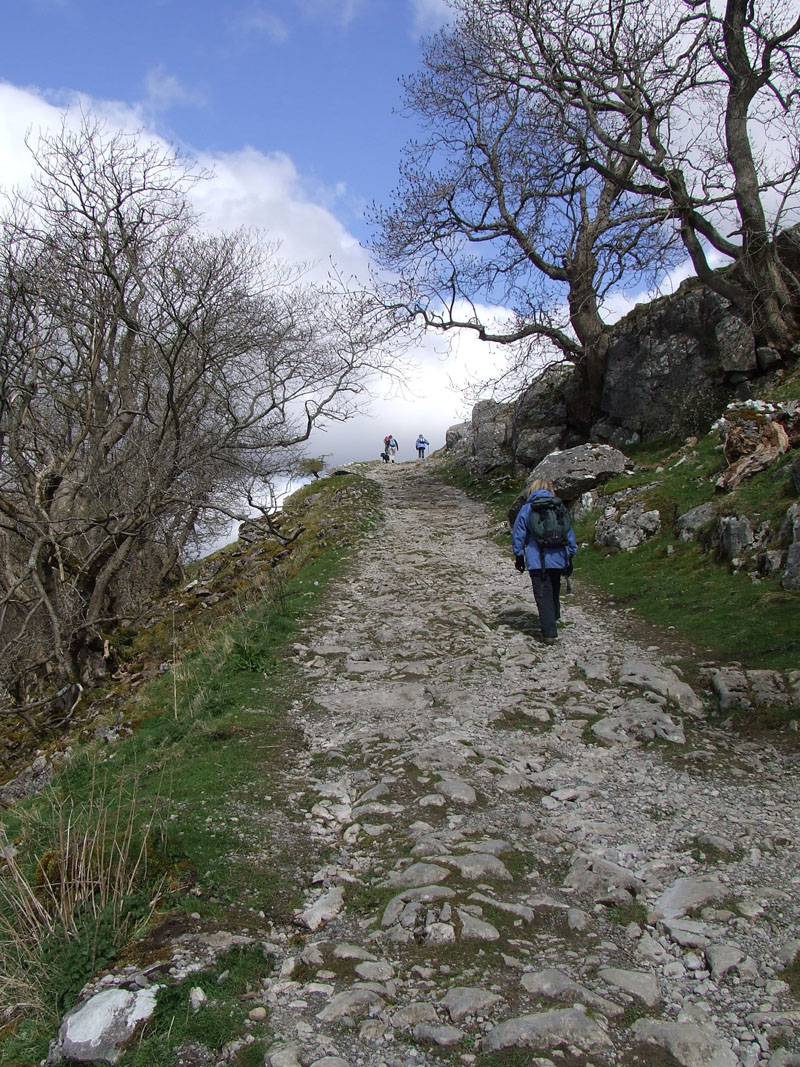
[526, 497, 572, 547]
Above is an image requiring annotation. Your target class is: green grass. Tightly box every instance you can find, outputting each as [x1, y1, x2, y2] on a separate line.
[435, 422, 799, 673]
[0, 472, 382, 1065]
[120, 944, 272, 1067]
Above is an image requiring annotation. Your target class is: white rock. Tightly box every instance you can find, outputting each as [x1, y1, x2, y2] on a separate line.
[295, 886, 345, 931]
[54, 988, 160, 1065]
[441, 985, 505, 1023]
[482, 1008, 612, 1054]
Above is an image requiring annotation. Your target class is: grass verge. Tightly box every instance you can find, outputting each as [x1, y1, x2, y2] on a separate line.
[0, 471, 381, 1065]
[432, 424, 799, 674]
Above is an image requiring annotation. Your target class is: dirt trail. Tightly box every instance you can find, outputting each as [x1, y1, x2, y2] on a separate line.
[264, 460, 799, 1067]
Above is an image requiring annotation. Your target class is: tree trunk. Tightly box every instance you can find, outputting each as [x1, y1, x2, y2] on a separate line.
[723, 0, 800, 347]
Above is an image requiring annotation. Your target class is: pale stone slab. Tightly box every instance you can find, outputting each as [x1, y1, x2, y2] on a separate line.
[54, 987, 159, 1065]
[316, 988, 385, 1022]
[412, 1023, 464, 1047]
[598, 967, 661, 1008]
[442, 853, 512, 881]
[631, 1017, 738, 1067]
[441, 985, 505, 1023]
[458, 910, 500, 941]
[653, 876, 727, 919]
[482, 1008, 612, 1054]
[296, 886, 345, 931]
[383, 862, 451, 889]
[521, 968, 623, 1017]
[435, 778, 477, 804]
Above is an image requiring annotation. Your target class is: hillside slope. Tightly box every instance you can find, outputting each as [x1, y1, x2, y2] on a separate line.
[3, 460, 798, 1067]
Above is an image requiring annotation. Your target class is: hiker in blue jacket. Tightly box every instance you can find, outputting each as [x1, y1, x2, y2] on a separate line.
[511, 478, 577, 645]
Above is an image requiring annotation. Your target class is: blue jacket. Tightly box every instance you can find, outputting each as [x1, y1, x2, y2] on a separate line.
[512, 489, 578, 572]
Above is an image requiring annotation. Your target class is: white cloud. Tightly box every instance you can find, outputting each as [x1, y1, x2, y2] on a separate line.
[233, 5, 291, 41]
[190, 145, 370, 280]
[0, 81, 502, 470]
[0, 83, 367, 279]
[409, 0, 451, 34]
[143, 66, 204, 114]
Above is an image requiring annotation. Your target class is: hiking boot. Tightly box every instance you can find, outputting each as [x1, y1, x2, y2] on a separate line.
[542, 635, 557, 645]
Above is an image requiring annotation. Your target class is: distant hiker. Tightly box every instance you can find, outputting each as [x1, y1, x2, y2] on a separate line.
[386, 435, 399, 462]
[415, 433, 429, 459]
[511, 478, 577, 645]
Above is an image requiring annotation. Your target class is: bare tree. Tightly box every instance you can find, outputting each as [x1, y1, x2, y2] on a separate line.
[491, 0, 800, 350]
[0, 118, 387, 728]
[370, 1, 678, 427]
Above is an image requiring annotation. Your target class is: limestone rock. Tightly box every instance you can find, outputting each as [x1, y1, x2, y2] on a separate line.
[442, 853, 511, 881]
[653, 876, 727, 919]
[781, 501, 800, 590]
[531, 443, 632, 501]
[391, 1002, 439, 1030]
[599, 285, 753, 442]
[457, 910, 500, 940]
[267, 1043, 303, 1067]
[383, 862, 451, 889]
[521, 968, 623, 1017]
[510, 365, 575, 468]
[674, 501, 716, 542]
[316, 988, 385, 1022]
[49, 987, 159, 1065]
[295, 886, 345, 931]
[441, 985, 505, 1023]
[598, 967, 661, 1008]
[630, 1012, 738, 1067]
[595, 501, 661, 551]
[434, 778, 477, 805]
[563, 852, 645, 902]
[481, 1007, 612, 1055]
[619, 659, 704, 715]
[705, 943, 746, 979]
[0, 754, 53, 803]
[412, 1022, 464, 1046]
[718, 514, 754, 559]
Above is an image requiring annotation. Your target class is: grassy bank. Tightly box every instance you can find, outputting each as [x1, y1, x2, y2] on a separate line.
[433, 422, 799, 675]
[0, 470, 381, 1067]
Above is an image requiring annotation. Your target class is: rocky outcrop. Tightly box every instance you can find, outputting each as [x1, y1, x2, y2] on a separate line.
[595, 284, 768, 446]
[529, 443, 632, 501]
[510, 365, 579, 467]
[445, 283, 793, 474]
[444, 366, 582, 475]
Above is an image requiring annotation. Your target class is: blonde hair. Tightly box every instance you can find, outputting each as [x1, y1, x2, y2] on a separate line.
[528, 477, 554, 493]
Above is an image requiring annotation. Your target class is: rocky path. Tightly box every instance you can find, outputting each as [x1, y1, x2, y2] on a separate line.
[264, 461, 799, 1067]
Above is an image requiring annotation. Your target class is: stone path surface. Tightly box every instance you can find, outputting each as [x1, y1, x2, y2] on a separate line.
[264, 461, 800, 1067]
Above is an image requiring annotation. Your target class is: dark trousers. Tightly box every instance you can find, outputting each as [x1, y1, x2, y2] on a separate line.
[530, 569, 562, 638]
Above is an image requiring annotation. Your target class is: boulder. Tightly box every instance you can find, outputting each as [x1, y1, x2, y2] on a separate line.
[470, 399, 512, 473]
[599, 284, 752, 442]
[482, 1008, 612, 1055]
[48, 987, 159, 1064]
[0, 755, 53, 804]
[510, 364, 575, 468]
[780, 502, 800, 591]
[530, 443, 632, 501]
[595, 502, 661, 552]
[445, 420, 472, 455]
[562, 853, 646, 902]
[631, 1008, 738, 1067]
[674, 501, 716, 542]
[717, 515, 754, 559]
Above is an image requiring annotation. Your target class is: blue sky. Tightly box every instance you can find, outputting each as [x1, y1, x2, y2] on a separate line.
[2, 0, 508, 466]
[1, 0, 445, 242]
